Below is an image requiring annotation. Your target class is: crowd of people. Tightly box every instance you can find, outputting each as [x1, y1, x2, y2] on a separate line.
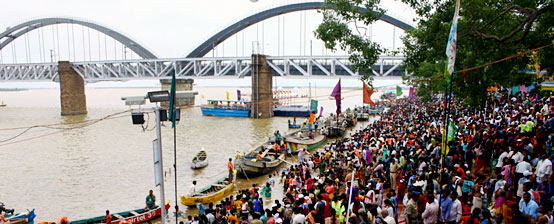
[181, 90, 554, 224]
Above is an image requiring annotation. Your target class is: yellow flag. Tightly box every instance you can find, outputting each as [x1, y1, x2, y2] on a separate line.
[226, 91, 230, 101]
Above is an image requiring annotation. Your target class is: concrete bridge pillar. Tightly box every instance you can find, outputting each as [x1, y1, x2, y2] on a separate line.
[59, 61, 87, 115]
[251, 54, 273, 118]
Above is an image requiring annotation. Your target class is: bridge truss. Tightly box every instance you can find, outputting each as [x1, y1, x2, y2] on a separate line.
[0, 55, 405, 81]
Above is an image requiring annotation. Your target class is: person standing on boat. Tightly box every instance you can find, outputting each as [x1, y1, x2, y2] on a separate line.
[228, 158, 234, 182]
[146, 190, 156, 209]
[274, 131, 281, 143]
[189, 181, 197, 196]
[105, 210, 111, 224]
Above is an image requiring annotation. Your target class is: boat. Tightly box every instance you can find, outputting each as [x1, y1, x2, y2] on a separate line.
[4, 209, 35, 224]
[191, 150, 208, 169]
[356, 112, 370, 121]
[273, 105, 310, 117]
[323, 116, 346, 138]
[288, 124, 301, 129]
[234, 142, 285, 178]
[200, 100, 250, 117]
[286, 130, 326, 153]
[180, 177, 235, 206]
[43, 203, 170, 224]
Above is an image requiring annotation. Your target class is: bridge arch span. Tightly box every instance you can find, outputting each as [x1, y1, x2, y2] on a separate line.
[186, 1, 414, 58]
[0, 17, 158, 59]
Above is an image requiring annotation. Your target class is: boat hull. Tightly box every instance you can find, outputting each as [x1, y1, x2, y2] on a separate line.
[235, 153, 284, 178]
[201, 108, 250, 117]
[288, 124, 301, 129]
[273, 110, 310, 117]
[66, 204, 169, 224]
[6, 209, 35, 224]
[180, 179, 235, 206]
[191, 161, 208, 169]
[286, 135, 326, 153]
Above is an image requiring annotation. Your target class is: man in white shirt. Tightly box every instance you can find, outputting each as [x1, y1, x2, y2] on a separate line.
[381, 210, 396, 224]
[291, 207, 305, 224]
[189, 181, 197, 196]
[448, 192, 462, 224]
[536, 154, 553, 184]
[496, 148, 509, 173]
[515, 157, 532, 184]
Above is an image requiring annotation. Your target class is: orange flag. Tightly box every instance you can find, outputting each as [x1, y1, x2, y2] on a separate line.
[363, 82, 376, 106]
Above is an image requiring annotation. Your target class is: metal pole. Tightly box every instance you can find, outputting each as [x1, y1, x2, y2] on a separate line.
[174, 125, 178, 224]
[155, 108, 167, 224]
[345, 168, 356, 224]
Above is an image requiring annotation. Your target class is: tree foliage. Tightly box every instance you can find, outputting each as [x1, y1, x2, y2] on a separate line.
[315, 0, 554, 107]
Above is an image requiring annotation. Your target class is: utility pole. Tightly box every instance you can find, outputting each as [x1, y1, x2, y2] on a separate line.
[154, 107, 167, 224]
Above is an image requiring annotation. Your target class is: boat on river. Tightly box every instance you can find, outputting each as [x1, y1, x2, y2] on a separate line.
[235, 142, 285, 178]
[285, 129, 326, 153]
[5, 209, 35, 224]
[191, 150, 208, 169]
[273, 105, 310, 117]
[180, 177, 235, 206]
[200, 100, 250, 117]
[40, 203, 169, 224]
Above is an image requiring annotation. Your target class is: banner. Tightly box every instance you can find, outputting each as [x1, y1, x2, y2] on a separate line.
[310, 99, 318, 113]
[331, 79, 341, 115]
[445, 0, 461, 75]
[168, 72, 177, 128]
[363, 82, 376, 106]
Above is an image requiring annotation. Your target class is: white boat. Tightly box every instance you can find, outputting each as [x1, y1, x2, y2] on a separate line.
[191, 150, 208, 169]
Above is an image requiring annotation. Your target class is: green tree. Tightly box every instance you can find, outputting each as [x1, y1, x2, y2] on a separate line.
[315, 0, 554, 106]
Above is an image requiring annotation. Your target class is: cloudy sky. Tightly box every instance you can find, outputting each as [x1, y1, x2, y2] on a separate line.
[0, 0, 416, 63]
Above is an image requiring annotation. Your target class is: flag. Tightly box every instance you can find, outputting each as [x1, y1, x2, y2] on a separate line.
[319, 106, 324, 117]
[363, 82, 376, 106]
[442, 119, 458, 155]
[309, 113, 315, 124]
[237, 90, 241, 101]
[445, 0, 461, 75]
[409, 87, 414, 98]
[226, 91, 230, 101]
[396, 85, 402, 97]
[168, 73, 177, 128]
[330, 79, 341, 115]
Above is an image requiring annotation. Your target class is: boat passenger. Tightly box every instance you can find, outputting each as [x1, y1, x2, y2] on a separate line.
[256, 152, 264, 161]
[105, 210, 111, 224]
[274, 131, 282, 143]
[228, 158, 234, 182]
[189, 181, 197, 196]
[146, 190, 156, 209]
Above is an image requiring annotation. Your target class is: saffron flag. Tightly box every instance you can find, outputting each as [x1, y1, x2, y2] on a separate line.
[363, 82, 376, 106]
[409, 87, 414, 98]
[445, 0, 461, 75]
[330, 79, 341, 115]
[237, 90, 241, 101]
[168, 72, 177, 128]
[396, 85, 402, 97]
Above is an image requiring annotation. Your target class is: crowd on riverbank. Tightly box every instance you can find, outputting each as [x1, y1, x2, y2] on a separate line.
[184, 90, 554, 224]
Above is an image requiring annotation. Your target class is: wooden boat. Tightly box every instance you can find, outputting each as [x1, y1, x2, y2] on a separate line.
[180, 177, 235, 206]
[5, 209, 35, 224]
[288, 124, 301, 129]
[286, 130, 326, 153]
[191, 150, 208, 169]
[235, 143, 285, 178]
[41, 203, 170, 224]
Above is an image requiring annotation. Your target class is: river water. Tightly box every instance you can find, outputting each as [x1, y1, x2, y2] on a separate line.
[0, 86, 384, 222]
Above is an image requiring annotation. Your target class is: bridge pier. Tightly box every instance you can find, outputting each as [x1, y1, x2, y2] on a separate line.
[251, 54, 273, 118]
[59, 61, 87, 116]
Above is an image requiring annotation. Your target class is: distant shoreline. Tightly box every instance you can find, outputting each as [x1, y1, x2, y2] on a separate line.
[0, 88, 28, 91]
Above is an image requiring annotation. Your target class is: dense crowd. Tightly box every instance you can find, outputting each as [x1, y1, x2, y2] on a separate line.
[182, 90, 554, 224]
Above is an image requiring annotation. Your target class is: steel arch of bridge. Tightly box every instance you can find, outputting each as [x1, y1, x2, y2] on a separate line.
[0, 17, 157, 59]
[187, 1, 414, 58]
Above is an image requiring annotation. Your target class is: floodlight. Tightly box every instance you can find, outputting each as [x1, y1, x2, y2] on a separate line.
[121, 96, 146, 106]
[131, 112, 145, 124]
[147, 91, 170, 102]
[159, 109, 168, 121]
